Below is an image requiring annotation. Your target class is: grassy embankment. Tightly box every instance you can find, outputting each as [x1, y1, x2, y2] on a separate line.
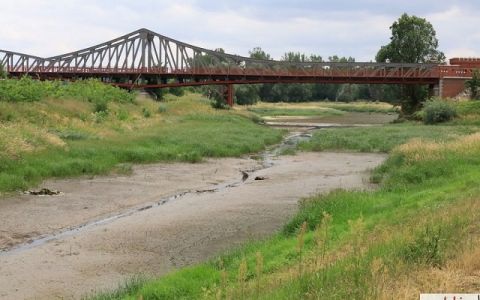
[0, 78, 282, 193]
[96, 100, 480, 299]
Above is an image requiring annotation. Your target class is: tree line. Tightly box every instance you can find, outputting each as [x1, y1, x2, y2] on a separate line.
[233, 48, 401, 106]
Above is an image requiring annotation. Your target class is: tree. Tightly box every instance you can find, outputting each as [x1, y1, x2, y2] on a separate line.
[376, 13, 445, 114]
[235, 84, 260, 105]
[233, 47, 272, 105]
[0, 62, 7, 79]
[249, 47, 271, 60]
[465, 69, 480, 100]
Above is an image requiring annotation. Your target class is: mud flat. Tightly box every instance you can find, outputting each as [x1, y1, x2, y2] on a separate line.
[0, 150, 385, 299]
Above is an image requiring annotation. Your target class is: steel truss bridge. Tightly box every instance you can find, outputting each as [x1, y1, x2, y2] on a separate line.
[0, 28, 475, 105]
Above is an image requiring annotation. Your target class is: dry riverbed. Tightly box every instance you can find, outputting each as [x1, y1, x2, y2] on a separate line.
[0, 151, 386, 299]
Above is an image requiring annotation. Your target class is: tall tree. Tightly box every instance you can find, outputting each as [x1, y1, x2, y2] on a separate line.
[376, 13, 445, 114]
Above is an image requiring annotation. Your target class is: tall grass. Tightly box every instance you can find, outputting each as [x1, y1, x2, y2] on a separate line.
[299, 123, 478, 153]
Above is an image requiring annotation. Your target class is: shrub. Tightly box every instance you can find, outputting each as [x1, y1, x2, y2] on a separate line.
[94, 100, 108, 113]
[142, 107, 151, 118]
[402, 226, 443, 267]
[422, 100, 457, 124]
[0, 77, 134, 104]
[157, 103, 167, 113]
[0, 76, 47, 102]
[117, 109, 129, 121]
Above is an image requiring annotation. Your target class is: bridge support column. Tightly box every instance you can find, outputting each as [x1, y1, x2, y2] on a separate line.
[225, 84, 234, 107]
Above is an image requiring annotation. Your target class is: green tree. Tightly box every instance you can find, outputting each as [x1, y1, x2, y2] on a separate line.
[234, 47, 273, 104]
[235, 84, 260, 105]
[327, 56, 358, 101]
[0, 62, 7, 79]
[465, 69, 480, 100]
[249, 47, 271, 60]
[376, 13, 445, 115]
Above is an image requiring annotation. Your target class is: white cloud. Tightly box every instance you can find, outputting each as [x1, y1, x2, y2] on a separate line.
[427, 5, 480, 59]
[0, 0, 478, 62]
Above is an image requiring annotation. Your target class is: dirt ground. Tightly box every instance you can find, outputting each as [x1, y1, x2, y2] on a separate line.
[0, 158, 257, 251]
[0, 151, 385, 299]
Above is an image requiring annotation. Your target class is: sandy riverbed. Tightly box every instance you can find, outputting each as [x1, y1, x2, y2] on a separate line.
[0, 151, 385, 299]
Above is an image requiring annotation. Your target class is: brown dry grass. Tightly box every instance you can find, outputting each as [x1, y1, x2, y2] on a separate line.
[394, 132, 480, 164]
[0, 123, 66, 158]
[0, 94, 199, 158]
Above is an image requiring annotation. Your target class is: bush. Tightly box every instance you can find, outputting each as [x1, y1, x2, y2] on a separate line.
[422, 100, 457, 124]
[402, 226, 443, 267]
[142, 107, 151, 118]
[157, 104, 167, 113]
[0, 76, 47, 102]
[117, 109, 129, 121]
[94, 100, 108, 113]
[0, 77, 134, 104]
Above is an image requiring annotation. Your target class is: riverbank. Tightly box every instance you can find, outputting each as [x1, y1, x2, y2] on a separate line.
[0, 90, 282, 194]
[99, 101, 480, 299]
[0, 150, 385, 299]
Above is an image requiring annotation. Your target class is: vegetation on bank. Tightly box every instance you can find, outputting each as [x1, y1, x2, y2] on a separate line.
[299, 100, 480, 153]
[245, 101, 398, 118]
[92, 110, 480, 299]
[0, 77, 134, 104]
[299, 124, 477, 153]
[0, 79, 282, 193]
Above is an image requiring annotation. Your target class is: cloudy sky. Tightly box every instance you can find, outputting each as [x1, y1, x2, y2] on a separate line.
[1, 0, 479, 62]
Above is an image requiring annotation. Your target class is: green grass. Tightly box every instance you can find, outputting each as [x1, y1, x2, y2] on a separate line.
[299, 123, 478, 152]
[92, 120, 480, 299]
[455, 100, 480, 116]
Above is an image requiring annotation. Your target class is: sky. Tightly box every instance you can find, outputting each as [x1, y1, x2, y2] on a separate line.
[1, 0, 479, 62]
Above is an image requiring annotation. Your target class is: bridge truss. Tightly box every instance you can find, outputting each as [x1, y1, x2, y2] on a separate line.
[0, 28, 473, 105]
